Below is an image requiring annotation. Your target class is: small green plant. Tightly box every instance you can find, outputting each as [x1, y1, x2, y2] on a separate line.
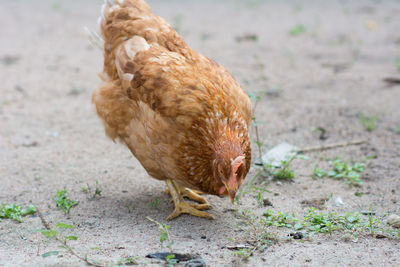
[313, 166, 326, 178]
[314, 159, 365, 186]
[232, 210, 277, 259]
[0, 203, 36, 222]
[266, 159, 294, 180]
[55, 189, 78, 214]
[40, 222, 78, 258]
[396, 125, 400, 134]
[165, 254, 178, 267]
[367, 204, 380, 235]
[265, 155, 307, 180]
[151, 197, 161, 209]
[360, 113, 378, 132]
[263, 209, 298, 228]
[289, 24, 306, 36]
[82, 181, 102, 200]
[303, 208, 365, 234]
[147, 217, 174, 250]
[115, 257, 139, 266]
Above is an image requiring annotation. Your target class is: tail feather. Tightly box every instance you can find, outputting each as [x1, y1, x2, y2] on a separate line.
[98, 0, 188, 80]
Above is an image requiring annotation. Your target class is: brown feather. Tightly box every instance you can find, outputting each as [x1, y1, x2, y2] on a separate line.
[93, 0, 252, 195]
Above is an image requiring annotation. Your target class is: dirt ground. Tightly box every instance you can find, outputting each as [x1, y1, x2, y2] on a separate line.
[1, 0, 399, 266]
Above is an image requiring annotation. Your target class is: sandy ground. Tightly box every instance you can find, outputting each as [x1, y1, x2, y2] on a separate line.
[1, 0, 400, 266]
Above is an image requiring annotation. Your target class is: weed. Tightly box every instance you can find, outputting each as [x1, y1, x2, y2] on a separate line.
[360, 113, 378, 132]
[151, 197, 161, 209]
[146, 217, 174, 250]
[397, 126, 400, 134]
[115, 257, 139, 266]
[165, 254, 178, 267]
[82, 181, 102, 200]
[232, 210, 277, 259]
[263, 209, 298, 228]
[313, 166, 326, 178]
[367, 204, 380, 235]
[314, 159, 365, 186]
[265, 155, 307, 180]
[266, 160, 295, 180]
[40, 222, 78, 258]
[55, 189, 78, 214]
[289, 24, 306, 36]
[0, 203, 36, 223]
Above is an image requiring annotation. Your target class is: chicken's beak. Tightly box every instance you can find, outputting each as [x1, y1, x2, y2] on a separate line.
[228, 189, 237, 204]
[223, 177, 238, 204]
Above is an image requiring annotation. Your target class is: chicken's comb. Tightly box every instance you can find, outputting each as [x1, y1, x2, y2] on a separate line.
[231, 156, 245, 173]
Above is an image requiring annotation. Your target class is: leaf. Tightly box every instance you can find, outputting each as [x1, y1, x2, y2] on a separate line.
[296, 155, 309, 160]
[56, 223, 75, 229]
[41, 230, 58, 237]
[21, 205, 36, 216]
[65, 235, 78, 240]
[42, 251, 59, 258]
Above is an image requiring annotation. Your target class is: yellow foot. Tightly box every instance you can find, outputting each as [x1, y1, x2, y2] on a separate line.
[165, 180, 214, 220]
[165, 182, 208, 204]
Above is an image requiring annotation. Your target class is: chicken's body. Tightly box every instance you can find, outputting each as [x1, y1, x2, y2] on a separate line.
[92, 0, 252, 220]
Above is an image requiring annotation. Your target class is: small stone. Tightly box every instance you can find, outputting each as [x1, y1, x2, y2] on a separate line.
[334, 197, 344, 207]
[289, 232, 303, 239]
[387, 214, 400, 228]
[263, 198, 273, 206]
[200, 236, 206, 239]
[375, 234, 387, 239]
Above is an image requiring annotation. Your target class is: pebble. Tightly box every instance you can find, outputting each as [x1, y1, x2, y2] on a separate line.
[263, 198, 273, 207]
[334, 197, 344, 207]
[387, 214, 400, 228]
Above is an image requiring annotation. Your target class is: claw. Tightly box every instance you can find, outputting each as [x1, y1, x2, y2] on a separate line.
[165, 180, 214, 220]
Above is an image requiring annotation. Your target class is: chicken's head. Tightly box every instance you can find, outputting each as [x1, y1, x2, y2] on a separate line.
[213, 154, 246, 203]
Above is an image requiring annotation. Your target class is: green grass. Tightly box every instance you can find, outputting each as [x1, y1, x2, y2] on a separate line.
[151, 197, 161, 209]
[360, 113, 378, 132]
[81, 181, 102, 200]
[289, 24, 306, 36]
[55, 189, 78, 214]
[0, 203, 36, 222]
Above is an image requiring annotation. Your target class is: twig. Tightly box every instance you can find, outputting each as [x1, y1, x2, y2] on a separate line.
[36, 208, 50, 230]
[37, 208, 104, 267]
[299, 139, 367, 153]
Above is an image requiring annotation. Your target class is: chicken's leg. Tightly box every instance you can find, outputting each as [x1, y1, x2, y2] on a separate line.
[165, 181, 209, 204]
[165, 180, 214, 220]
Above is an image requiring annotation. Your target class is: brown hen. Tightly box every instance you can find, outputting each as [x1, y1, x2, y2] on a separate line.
[92, 0, 252, 220]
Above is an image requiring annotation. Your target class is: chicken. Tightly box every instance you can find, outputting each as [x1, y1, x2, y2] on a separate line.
[92, 0, 252, 220]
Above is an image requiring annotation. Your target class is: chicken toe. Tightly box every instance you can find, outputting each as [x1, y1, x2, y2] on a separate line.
[166, 180, 214, 220]
[172, 181, 209, 204]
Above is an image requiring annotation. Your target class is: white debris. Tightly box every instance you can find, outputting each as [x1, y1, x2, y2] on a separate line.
[334, 197, 344, 207]
[262, 142, 298, 167]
